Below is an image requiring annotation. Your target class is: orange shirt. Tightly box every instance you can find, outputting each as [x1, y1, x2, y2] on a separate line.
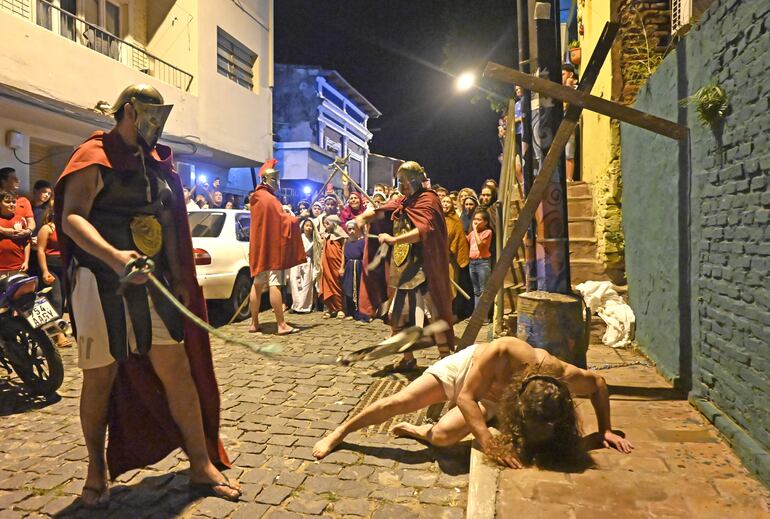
[467, 228, 493, 260]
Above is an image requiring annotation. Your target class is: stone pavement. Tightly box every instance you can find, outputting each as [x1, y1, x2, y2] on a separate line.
[470, 343, 770, 518]
[0, 311, 471, 518]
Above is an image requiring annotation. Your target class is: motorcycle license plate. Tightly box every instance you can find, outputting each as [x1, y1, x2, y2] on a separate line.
[26, 298, 59, 328]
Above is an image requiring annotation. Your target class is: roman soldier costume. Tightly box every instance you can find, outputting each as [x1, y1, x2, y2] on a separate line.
[376, 162, 454, 355]
[55, 84, 229, 478]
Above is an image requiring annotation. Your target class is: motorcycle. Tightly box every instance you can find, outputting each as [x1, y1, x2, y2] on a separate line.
[0, 273, 65, 396]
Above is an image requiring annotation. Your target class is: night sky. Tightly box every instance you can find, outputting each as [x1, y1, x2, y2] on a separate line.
[274, 1, 520, 191]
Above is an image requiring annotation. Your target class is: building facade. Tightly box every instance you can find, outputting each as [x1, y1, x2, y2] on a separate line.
[0, 0, 273, 196]
[273, 64, 380, 202]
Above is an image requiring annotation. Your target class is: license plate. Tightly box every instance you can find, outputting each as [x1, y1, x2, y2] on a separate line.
[26, 298, 59, 329]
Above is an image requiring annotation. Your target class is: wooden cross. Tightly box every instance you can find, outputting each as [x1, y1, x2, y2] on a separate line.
[458, 21, 688, 348]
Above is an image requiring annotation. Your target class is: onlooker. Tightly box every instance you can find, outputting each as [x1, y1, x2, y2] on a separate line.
[467, 209, 493, 309]
[35, 203, 73, 347]
[341, 220, 366, 321]
[479, 185, 498, 208]
[320, 215, 346, 318]
[0, 190, 30, 275]
[339, 191, 364, 225]
[323, 195, 339, 216]
[31, 180, 53, 231]
[289, 218, 319, 313]
[461, 195, 479, 234]
[184, 187, 199, 211]
[0, 167, 35, 234]
[211, 191, 224, 208]
[442, 196, 470, 319]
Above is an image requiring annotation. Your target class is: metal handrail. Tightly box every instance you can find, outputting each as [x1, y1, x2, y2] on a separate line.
[3, 0, 193, 91]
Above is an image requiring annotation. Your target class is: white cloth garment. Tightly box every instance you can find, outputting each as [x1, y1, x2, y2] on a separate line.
[290, 234, 318, 312]
[576, 281, 636, 349]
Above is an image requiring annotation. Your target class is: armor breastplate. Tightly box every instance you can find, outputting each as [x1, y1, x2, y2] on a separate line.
[389, 213, 425, 289]
[70, 160, 182, 361]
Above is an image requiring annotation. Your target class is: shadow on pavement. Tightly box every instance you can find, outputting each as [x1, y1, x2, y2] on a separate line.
[53, 472, 203, 519]
[340, 440, 471, 476]
[0, 377, 61, 416]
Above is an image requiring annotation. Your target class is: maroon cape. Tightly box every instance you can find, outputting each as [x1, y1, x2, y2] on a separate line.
[359, 217, 391, 319]
[320, 238, 344, 312]
[54, 130, 230, 478]
[377, 190, 455, 348]
[248, 185, 305, 276]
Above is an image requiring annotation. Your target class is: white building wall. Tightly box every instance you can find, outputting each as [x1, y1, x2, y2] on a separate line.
[0, 0, 273, 188]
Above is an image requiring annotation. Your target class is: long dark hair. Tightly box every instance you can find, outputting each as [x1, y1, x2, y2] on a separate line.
[489, 373, 586, 469]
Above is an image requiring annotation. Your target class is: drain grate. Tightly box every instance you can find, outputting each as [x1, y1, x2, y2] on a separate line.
[349, 377, 439, 435]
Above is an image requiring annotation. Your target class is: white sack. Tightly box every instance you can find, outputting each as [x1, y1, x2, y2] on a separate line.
[576, 281, 635, 348]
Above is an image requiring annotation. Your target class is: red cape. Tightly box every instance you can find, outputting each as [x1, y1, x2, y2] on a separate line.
[248, 185, 305, 276]
[320, 238, 344, 312]
[378, 190, 455, 348]
[55, 130, 230, 478]
[358, 217, 392, 319]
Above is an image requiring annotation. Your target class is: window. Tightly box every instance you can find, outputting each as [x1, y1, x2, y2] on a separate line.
[235, 214, 251, 242]
[188, 212, 226, 238]
[105, 1, 120, 36]
[83, 0, 98, 24]
[217, 28, 257, 90]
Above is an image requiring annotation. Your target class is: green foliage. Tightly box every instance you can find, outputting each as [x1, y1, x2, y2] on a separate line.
[680, 84, 729, 129]
[568, 39, 580, 49]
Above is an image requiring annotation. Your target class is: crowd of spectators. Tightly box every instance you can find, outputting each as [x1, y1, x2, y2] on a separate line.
[0, 166, 72, 347]
[253, 175, 503, 325]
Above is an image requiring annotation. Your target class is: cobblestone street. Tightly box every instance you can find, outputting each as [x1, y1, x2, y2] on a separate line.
[0, 312, 470, 519]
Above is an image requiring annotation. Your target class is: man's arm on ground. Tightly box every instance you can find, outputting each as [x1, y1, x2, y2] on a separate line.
[562, 364, 634, 453]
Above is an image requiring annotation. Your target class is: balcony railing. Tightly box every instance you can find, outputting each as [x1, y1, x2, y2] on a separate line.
[2, 0, 193, 92]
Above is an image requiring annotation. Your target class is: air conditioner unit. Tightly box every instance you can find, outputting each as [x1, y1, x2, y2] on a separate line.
[672, 0, 693, 36]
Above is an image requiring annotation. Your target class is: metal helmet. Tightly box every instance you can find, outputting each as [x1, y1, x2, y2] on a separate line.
[108, 84, 173, 149]
[260, 168, 281, 192]
[396, 161, 427, 195]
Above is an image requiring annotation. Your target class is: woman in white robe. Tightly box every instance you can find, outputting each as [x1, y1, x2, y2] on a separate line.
[290, 218, 320, 313]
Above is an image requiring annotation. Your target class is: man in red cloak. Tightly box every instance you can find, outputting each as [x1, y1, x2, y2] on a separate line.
[248, 160, 305, 335]
[356, 161, 454, 371]
[55, 85, 238, 506]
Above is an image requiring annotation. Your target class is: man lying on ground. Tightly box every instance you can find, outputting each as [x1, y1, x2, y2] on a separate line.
[312, 337, 634, 467]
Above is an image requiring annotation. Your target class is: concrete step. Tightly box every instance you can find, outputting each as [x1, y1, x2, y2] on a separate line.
[569, 258, 610, 284]
[567, 180, 592, 198]
[567, 195, 593, 218]
[568, 237, 598, 261]
[568, 216, 595, 238]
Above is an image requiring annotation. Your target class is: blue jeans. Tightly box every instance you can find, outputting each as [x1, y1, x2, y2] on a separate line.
[469, 258, 492, 309]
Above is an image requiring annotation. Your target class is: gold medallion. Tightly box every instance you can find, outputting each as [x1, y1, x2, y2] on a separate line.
[392, 242, 410, 267]
[130, 215, 163, 257]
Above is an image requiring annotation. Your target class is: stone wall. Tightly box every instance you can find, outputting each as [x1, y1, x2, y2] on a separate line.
[622, 0, 770, 484]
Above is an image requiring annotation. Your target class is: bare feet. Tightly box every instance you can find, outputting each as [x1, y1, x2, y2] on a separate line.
[391, 422, 432, 442]
[276, 324, 299, 335]
[190, 464, 241, 501]
[248, 324, 262, 334]
[80, 484, 109, 509]
[312, 429, 345, 459]
[81, 465, 109, 508]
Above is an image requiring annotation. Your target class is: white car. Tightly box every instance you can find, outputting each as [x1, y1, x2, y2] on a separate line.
[188, 209, 253, 323]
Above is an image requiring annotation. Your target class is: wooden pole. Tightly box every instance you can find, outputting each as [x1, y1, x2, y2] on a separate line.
[493, 99, 518, 334]
[483, 62, 688, 141]
[459, 22, 621, 348]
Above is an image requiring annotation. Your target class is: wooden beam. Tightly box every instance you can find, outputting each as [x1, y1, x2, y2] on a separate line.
[483, 63, 688, 141]
[459, 22, 619, 348]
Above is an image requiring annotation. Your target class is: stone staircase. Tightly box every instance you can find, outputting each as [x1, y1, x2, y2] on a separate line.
[567, 181, 613, 284]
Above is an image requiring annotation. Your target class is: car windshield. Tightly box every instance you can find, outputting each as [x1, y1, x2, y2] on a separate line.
[189, 212, 226, 238]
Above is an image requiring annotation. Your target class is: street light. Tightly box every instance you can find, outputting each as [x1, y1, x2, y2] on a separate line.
[456, 71, 475, 92]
